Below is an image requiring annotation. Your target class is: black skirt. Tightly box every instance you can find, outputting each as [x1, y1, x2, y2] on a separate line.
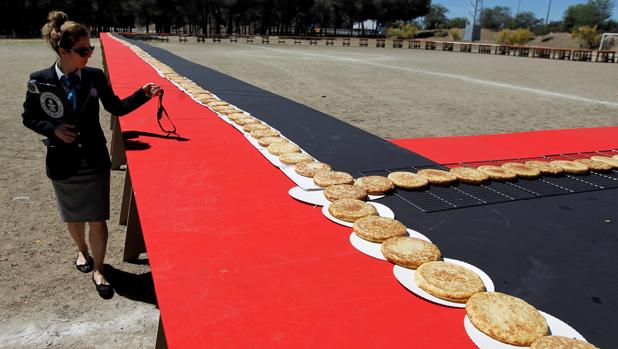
[51, 169, 110, 222]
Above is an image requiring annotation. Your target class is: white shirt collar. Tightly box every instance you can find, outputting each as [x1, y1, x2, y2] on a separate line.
[55, 62, 81, 81]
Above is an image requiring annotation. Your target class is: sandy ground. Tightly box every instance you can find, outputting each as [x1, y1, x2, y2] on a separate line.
[151, 39, 618, 139]
[0, 39, 158, 348]
[1, 37, 617, 348]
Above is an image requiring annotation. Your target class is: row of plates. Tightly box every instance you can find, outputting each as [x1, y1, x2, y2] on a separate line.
[290, 184, 589, 348]
[126, 42, 590, 349]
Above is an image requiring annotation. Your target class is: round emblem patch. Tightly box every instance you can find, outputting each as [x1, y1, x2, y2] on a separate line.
[39, 92, 64, 119]
[90, 87, 98, 97]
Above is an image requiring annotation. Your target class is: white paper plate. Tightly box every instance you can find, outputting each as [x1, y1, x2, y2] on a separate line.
[349, 229, 432, 261]
[464, 311, 587, 349]
[368, 194, 385, 200]
[288, 186, 329, 206]
[280, 166, 323, 190]
[393, 258, 495, 308]
[259, 148, 286, 167]
[321, 202, 395, 228]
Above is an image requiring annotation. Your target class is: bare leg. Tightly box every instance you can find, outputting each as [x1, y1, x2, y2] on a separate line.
[67, 222, 89, 264]
[89, 221, 109, 285]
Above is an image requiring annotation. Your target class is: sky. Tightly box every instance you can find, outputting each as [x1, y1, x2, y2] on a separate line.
[436, 0, 618, 22]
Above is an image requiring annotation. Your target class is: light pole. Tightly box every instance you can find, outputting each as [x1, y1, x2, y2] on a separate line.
[465, 0, 483, 41]
[545, 0, 552, 25]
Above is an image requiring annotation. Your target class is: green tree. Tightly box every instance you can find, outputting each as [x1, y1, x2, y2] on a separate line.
[374, 0, 431, 23]
[481, 6, 512, 30]
[310, 0, 334, 35]
[563, 0, 615, 31]
[386, 20, 418, 38]
[448, 28, 461, 40]
[496, 28, 533, 45]
[510, 11, 542, 29]
[448, 17, 468, 29]
[424, 4, 448, 30]
[603, 19, 618, 32]
[572, 25, 602, 48]
[0, 0, 432, 37]
[133, 0, 158, 33]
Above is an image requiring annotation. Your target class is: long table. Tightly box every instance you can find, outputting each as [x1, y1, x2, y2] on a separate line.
[101, 33, 618, 348]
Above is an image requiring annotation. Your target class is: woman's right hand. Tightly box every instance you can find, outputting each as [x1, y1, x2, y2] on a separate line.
[54, 124, 77, 143]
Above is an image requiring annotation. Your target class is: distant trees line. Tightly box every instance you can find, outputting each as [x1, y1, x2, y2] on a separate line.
[422, 0, 616, 34]
[0, 0, 431, 37]
[1, 0, 615, 38]
[477, 0, 617, 35]
[477, 0, 617, 49]
[386, 0, 616, 48]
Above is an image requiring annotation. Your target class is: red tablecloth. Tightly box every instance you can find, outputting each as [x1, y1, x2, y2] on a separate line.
[391, 127, 618, 164]
[102, 33, 475, 348]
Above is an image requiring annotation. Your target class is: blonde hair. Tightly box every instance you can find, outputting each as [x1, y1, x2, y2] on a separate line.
[41, 11, 89, 53]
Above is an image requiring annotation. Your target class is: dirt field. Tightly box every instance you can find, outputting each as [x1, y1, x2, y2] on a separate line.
[1, 37, 617, 348]
[151, 39, 618, 139]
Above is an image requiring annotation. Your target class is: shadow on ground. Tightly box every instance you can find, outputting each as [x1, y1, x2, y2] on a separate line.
[105, 263, 158, 305]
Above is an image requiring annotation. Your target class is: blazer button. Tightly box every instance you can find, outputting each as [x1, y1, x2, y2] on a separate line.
[77, 143, 83, 148]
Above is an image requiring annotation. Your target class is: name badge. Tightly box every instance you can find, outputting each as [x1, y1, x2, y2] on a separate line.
[39, 92, 64, 119]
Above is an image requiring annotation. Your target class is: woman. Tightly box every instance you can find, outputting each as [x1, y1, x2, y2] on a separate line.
[22, 11, 161, 298]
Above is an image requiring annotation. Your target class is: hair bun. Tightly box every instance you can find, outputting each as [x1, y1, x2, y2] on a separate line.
[48, 10, 68, 31]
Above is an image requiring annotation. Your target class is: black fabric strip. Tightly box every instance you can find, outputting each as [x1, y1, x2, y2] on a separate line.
[123, 37, 437, 175]
[120, 36, 618, 348]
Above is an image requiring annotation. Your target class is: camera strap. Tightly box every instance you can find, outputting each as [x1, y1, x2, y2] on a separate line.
[157, 90, 179, 137]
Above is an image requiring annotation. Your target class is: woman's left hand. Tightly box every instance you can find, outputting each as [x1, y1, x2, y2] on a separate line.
[142, 83, 162, 98]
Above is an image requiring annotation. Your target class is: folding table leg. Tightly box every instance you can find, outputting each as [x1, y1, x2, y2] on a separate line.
[110, 117, 126, 170]
[123, 189, 146, 261]
[155, 316, 168, 349]
[119, 169, 132, 226]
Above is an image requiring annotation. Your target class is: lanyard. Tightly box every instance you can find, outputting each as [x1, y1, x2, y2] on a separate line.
[157, 90, 179, 137]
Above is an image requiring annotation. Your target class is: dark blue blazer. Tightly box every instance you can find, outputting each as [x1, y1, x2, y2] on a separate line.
[22, 64, 150, 180]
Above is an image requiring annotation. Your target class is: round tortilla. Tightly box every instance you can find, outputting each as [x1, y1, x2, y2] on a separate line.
[387, 171, 429, 189]
[416, 261, 485, 303]
[549, 160, 589, 174]
[524, 160, 564, 175]
[466, 292, 548, 346]
[449, 167, 489, 184]
[354, 176, 395, 195]
[381, 237, 442, 269]
[417, 169, 457, 185]
[313, 171, 354, 188]
[501, 162, 541, 178]
[477, 165, 517, 181]
[294, 162, 331, 177]
[324, 184, 367, 202]
[353, 216, 406, 242]
[530, 336, 598, 349]
[328, 199, 377, 222]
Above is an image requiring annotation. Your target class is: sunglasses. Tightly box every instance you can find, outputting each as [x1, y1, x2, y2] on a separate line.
[157, 90, 179, 136]
[71, 45, 95, 57]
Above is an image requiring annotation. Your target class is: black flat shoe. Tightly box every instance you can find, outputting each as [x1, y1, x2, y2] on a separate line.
[75, 255, 94, 273]
[92, 275, 114, 299]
